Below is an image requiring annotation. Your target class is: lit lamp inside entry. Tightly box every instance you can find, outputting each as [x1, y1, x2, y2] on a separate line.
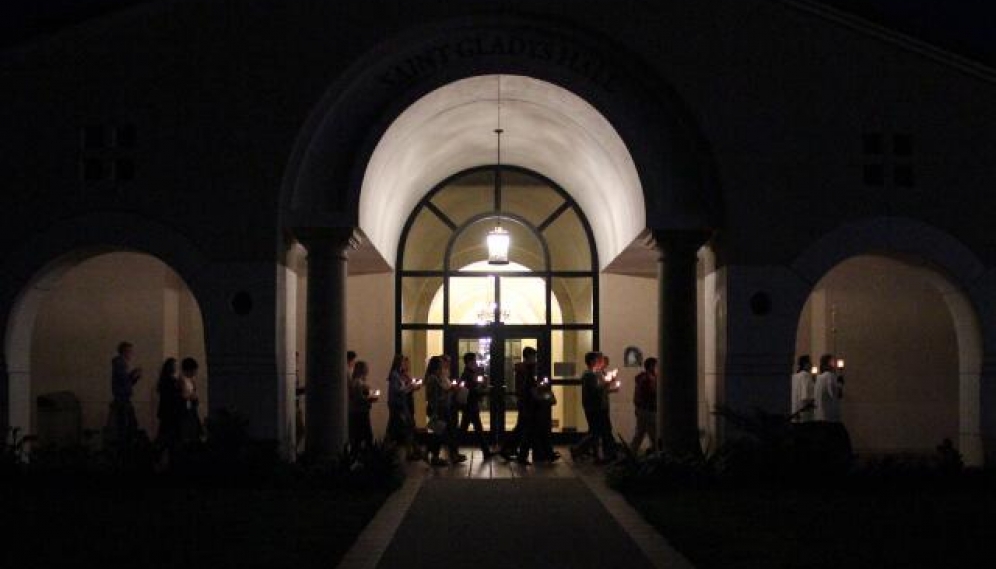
[487, 223, 510, 265]
[488, 82, 511, 266]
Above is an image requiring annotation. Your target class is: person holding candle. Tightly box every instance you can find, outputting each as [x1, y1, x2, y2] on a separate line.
[458, 352, 494, 458]
[348, 360, 377, 454]
[514, 346, 541, 463]
[571, 351, 612, 463]
[630, 357, 658, 454]
[425, 356, 464, 466]
[441, 353, 468, 463]
[531, 372, 559, 463]
[387, 354, 422, 461]
[791, 355, 816, 422]
[601, 356, 619, 460]
[813, 354, 843, 422]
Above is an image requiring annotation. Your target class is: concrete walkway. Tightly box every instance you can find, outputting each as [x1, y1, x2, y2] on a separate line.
[336, 449, 695, 569]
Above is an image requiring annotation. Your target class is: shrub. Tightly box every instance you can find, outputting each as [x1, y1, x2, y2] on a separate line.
[1, 428, 34, 477]
[301, 440, 405, 492]
[607, 435, 716, 492]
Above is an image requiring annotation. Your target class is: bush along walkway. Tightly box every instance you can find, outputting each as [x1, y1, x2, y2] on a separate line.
[608, 408, 996, 569]
[1, 420, 405, 569]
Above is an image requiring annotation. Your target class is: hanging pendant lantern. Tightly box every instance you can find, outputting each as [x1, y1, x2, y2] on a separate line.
[487, 224, 510, 265]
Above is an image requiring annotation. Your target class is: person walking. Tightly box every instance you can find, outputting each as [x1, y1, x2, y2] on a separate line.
[814, 354, 843, 422]
[629, 357, 658, 454]
[571, 352, 606, 462]
[348, 360, 377, 453]
[791, 355, 816, 422]
[178, 357, 203, 444]
[531, 368, 558, 463]
[425, 356, 464, 466]
[601, 355, 619, 460]
[458, 352, 493, 458]
[155, 357, 182, 460]
[347, 350, 358, 379]
[108, 341, 142, 446]
[387, 354, 421, 460]
[506, 347, 539, 464]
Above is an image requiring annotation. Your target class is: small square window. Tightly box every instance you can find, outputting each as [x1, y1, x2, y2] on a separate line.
[863, 164, 884, 186]
[862, 133, 883, 155]
[82, 125, 105, 150]
[894, 165, 914, 187]
[893, 133, 913, 156]
[114, 124, 137, 148]
[114, 158, 135, 181]
[81, 158, 104, 181]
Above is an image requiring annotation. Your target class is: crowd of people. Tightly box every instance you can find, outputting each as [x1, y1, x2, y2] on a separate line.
[107, 341, 204, 463]
[345, 347, 664, 467]
[791, 353, 845, 422]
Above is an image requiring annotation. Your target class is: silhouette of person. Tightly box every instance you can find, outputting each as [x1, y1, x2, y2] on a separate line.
[791, 355, 816, 422]
[348, 360, 376, 453]
[108, 341, 141, 446]
[630, 357, 658, 453]
[458, 352, 493, 458]
[155, 357, 181, 454]
[814, 354, 843, 422]
[178, 357, 203, 444]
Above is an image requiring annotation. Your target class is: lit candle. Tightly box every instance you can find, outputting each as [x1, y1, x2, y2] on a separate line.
[477, 376, 484, 383]
[459, 381, 465, 388]
[810, 366, 818, 375]
[836, 359, 845, 370]
[373, 389, 380, 398]
[614, 380, 621, 389]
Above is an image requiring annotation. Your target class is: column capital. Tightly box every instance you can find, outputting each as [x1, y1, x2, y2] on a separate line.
[649, 229, 712, 257]
[294, 227, 362, 258]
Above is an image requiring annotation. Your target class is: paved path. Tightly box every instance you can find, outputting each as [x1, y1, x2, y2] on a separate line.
[337, 449, 694, 569]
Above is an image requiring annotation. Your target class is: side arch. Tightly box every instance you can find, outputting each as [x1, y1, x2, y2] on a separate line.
[790, 216, 992, 465]
[0, 212, 214, 432]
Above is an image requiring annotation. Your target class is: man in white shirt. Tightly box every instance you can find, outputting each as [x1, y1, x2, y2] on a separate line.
[813, 354, 843, 422]
[791, 355, 815, 422]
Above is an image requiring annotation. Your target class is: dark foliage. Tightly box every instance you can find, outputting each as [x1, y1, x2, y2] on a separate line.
[1, 408, 404, 492]
[608, 406, 979, 492]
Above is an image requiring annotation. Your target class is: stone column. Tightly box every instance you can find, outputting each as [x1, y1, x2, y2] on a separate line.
[298, 228, 358, 459]
[654, 230, 709, 455]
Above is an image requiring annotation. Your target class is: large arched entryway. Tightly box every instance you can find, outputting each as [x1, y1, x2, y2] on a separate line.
[281, 19, 719, 457]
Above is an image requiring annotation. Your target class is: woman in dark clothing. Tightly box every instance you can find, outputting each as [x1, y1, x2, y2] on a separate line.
[348, 361, 377, 453]
[387, 354, 421, 460]
[425, 356, 462, 466]
[178, 357, 204, 444]
[155, 358, 181, 454]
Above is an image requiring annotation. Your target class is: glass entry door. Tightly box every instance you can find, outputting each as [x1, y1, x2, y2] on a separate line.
[446, 326, 548, 439]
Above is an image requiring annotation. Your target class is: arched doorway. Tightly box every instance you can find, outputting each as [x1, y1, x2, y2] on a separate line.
[794, 254, 982, 464]
[397, 166, 597, 438]
[282, 20, 720, 455]
[5, 251, 207, 445]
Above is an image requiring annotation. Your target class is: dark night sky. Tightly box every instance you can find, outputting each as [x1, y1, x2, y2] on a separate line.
[1, 0, 994, 68]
